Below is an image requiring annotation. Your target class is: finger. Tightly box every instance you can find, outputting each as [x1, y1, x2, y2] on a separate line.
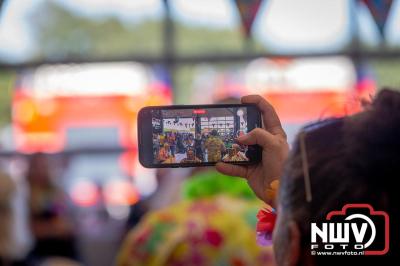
[241, 95, 286, 139]
[216, 162, 247, 178]
[237, 128, 275, 150]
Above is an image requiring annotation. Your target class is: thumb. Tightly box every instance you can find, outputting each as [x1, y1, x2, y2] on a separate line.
[237, 128, 275, 149]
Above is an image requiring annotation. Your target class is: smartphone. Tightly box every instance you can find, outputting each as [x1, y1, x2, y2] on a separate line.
[138, 104, 262, 168]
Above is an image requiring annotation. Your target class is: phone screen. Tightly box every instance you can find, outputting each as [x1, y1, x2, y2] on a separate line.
[139, 104, 261, 167]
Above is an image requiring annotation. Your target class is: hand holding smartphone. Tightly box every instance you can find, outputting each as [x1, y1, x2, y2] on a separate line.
[138, 104, 262, 168]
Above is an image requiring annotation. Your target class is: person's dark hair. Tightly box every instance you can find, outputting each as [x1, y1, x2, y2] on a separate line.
[211, 129, 219, 136]
[26, 153, 51, 185]
[279, 89, 400, 265]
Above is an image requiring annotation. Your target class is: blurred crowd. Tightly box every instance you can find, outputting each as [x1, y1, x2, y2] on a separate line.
[0, 153, 271, 266]
[0, 154, 80, 266]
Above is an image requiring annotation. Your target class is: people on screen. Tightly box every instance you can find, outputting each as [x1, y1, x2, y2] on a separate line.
[204, 130, 226, 162]
[153, 129, 248, 164]
[180, 148, 202, 163]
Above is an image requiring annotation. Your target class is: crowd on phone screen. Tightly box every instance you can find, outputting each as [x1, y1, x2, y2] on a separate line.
[153, 128, 248, 164]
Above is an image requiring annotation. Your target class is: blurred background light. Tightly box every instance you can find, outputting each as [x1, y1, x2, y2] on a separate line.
[70, 180, 99, 207]
[254, 0, 351, 52]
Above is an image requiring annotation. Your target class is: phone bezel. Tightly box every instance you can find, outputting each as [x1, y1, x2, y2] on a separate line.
[138, 103, 262, 168]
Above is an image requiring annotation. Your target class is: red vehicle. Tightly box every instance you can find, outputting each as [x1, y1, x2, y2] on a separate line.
[12, 63, 171, 208]
[13, 63, 171, 153]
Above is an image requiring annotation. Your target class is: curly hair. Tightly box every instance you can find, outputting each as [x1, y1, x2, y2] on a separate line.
[279, 89, 400, 265]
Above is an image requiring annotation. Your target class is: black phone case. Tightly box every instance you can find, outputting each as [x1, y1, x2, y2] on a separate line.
[138, 103, 262, 168]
